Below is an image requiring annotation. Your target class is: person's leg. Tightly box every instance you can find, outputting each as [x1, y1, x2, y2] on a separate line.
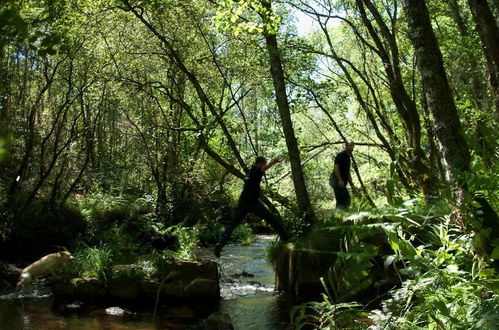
[215, 204, 248, 257]
[344, 188, 351, 208]
[219, 206, 247, 247]
[252, 202, 289, 241]
[332, 184, 344, 209]
[333, 185, 348, 210]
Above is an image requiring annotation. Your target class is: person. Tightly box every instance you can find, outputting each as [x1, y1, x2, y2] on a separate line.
[214, 156, 289, 257]
[329, 141, 356, 209]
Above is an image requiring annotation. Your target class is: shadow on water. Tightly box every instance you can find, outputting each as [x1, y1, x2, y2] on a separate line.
[0, 235, 292, 330]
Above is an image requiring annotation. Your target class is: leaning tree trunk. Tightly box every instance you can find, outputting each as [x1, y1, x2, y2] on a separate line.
[261, 0, 315, 222]
[403, 0, 471, 188]
[403, 0, 499, 240]
[468, 0, 499, 116]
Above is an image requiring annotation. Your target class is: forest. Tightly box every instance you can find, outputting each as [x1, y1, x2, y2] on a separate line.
[0, 0, 498, 329]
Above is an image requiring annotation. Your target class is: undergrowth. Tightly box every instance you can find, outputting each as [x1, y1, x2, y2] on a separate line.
[288, 198, 499, 329]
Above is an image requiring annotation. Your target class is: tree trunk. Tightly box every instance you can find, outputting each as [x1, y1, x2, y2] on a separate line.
[403, 0, 471, 188]
[261, 0, 314, 221]
[449, 0, 469, 37]
[468, 0, 499, 116]
[357, 0, 434, 193]
[404, 0, 499, 240]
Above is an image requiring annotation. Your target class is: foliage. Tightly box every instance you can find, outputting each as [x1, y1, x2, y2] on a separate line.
[196, 223, 256, 246]
[61, 244, 115, 282]
[108, 265, 145, 284]
[0, 138, 8, 163]
[370, 215, 499, 329]
[163, 225, 199, 259]
[230, 224, 256, 245]
[197, 225, 226, 246]
[290, 200, 499, 329]
[292, 290, 365, 330]
[73, 194, 150, 255]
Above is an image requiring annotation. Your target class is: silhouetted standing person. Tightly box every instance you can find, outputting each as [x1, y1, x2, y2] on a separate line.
[330, 141, 356, 209]
[215, 156, 289, 257]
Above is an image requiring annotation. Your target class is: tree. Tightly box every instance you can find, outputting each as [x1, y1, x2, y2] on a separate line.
[259, 0, 315, 221]
[467, 0, 499, 116]
[403, 0, 470, 189]
[403, 0, 499, 239]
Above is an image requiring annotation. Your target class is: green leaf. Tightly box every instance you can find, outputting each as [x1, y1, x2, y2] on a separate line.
[491, 247, 499, 260]
[434, 300, 450, 317]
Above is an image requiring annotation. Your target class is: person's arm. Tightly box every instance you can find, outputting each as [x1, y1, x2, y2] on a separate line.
[334, 164, 345, 188]
[262, 156, 283, 172]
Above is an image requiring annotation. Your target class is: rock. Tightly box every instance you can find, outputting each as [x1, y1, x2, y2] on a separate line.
[164, 305, 196, 319]
[63, 301, 83, 311]
[274, 247, 334, 298]
[294, 270, 325, 299]
[161, 260, 218, 282]
[86, 306, 138, 321]
[184, 278, 219, 298]
[107, 264, 144, 300]
[230, 271, 254, 278]
[0, 278, 13, 292]
[162, 281, 184, 298]
[294, 250, 336, 271]
[0, 261, 21, 287]
[48, 260, 220, 305]
[156, 260, 220, 301]
[105, 306, 135, 317]
[108, 281, 140, 300]
[51, 277, 106, 301]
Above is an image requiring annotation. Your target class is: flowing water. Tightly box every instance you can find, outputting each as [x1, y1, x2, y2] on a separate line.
[0, 235, 291, 330]
[197, 235, 292, 330]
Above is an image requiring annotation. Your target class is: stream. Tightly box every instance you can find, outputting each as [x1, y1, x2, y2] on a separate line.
[197, 235, 292, 330]
[0, 235, 292, 329]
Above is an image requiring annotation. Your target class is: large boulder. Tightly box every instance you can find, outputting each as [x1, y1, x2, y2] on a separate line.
[50, 259, 220, 304]
[274, 247, 326, 299]
[155, 260, 220, 301]
[51, 277, 107, 301]
[108, 264, 143, 300]
[184, 278, 219, 298]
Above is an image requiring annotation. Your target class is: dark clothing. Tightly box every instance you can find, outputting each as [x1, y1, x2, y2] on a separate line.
[334, 150, 351, 184]
[331, 150, 352, 209]
[239, 165, 264, 203]
[219, 200, 288, 247]
[331, 176, 351, 209]
[218, 165, 288, 247]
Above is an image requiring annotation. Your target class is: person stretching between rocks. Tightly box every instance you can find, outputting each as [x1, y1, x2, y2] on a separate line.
[214, 156, 289, 257]
[330, 141, 357, 210]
